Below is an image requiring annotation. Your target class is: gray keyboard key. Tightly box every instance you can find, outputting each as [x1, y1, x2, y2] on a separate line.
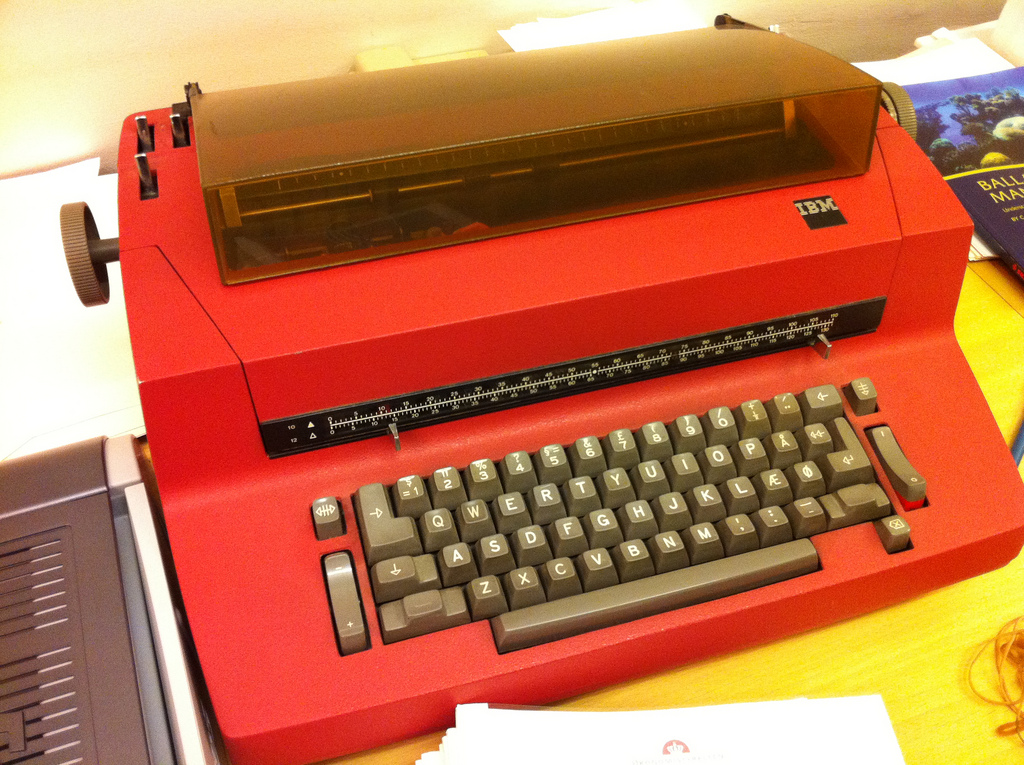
[754, 469, 793, 507]
[765, 431, 801, 470]
[467, 575, 509, 620]
[669, 414, 706, 454]
[665, 452, 703, 493]
[637, 422, 674, 462]
[392, 475, 431, 518]
[540, 558, 584, 600]
[493, 492, 531, 534]
[562, 476, 601, 517]
[702, 406, 739, 446]
[630, 460, 670, 500]
[354, 483, 422, 566]
[648, 531, 689, 573]
[722, 477, 759, 516]
[323, 552, 370, 655]
[420, 508, 458, 552]
[767, 392, 804, 432]
[826, 416, 863, 453]
[569, 436, 607, 477]
[439, 542, 479, 586]
[786, 461, 826, 499]
[596, 467, 636, 509]
[528, 483, 567, 525]
[311, 496, 344, 540]
[504, 566, 546, 609]
[455, 499, 496, 543]
[603, 428, 641, 470]
[534, 444, 573, 486]
[798, 423, 833, 461]
[616, 500, 659, 540]
[683, 522, 724, 564]
[844, 377, 878, 416]
[501, 451, 539, 494]
[492, 539, 819, 652]
[476, 533, 516, 576]
[370, 554, 440, 603]
[575, 548, 619, 591]
[428, 466, 468, 509]
[731, 438, 769, 477]
[798, 385, 844, 424]
[686, 484, 726, 524]
[752, 506, 794, 546]
[584, 508, 625, 549]
[651, 492, 692, 532]
[464, 459, 503, 502]
[820, 483, 892, 530]
[716, 514, 759, 556]
[874, 514, 911, 553]
[612, 539, 656, 582]
[734, 399, 771, 439]
[698, 444, 737, 484]
[822, 448, 875, 493]
[379, 587, 470, 643]
[512, 525, 553, 567]
[548, 516, 589, 558]
[783, 497, 827, 538]
[822, 418, 875, 491]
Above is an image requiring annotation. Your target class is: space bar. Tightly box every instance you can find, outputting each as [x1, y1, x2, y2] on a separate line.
[491, 539, 819, 653]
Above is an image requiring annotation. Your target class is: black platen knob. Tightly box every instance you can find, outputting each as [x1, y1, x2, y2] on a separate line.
[60, 202, 120, 307]
[880, 82, 918, 141]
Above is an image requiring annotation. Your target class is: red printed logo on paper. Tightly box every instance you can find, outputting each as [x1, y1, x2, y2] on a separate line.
[662, 740, 690, 755]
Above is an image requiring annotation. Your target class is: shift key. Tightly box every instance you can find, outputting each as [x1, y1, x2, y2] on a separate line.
[820, 483, 892, 530]
[354, 483, 423, 566]
[379, 588, 470, 643]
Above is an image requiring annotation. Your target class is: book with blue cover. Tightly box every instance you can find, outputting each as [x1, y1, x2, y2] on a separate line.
[904, 68, 1024, 280]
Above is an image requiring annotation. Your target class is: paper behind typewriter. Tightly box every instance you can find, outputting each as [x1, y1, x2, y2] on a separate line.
[418, 697, 905, 765]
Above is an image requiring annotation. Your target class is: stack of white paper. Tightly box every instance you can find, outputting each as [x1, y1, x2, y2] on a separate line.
[418, 696, 905, 765]
[854, 36, 1014, 86]
[498, 0, 704, 52]
[0, 159, 144, 461]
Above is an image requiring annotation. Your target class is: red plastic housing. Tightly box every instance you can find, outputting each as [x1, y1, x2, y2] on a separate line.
[116, 107, 1024, 765]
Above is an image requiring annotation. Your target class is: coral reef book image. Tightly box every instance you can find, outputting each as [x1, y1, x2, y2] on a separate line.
[905, 68, 1024, 280]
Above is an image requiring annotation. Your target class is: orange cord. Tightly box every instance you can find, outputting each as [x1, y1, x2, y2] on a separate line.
[968, 616, 1024, 745]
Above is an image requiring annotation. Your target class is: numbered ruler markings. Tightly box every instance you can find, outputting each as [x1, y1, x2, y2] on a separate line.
[261, 299, 882, 456]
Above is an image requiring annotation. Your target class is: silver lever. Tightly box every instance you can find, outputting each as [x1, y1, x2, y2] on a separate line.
[812, 333, 832, 360]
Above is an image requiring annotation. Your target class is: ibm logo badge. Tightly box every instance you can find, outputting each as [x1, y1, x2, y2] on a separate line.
[794, 195, 847, 229]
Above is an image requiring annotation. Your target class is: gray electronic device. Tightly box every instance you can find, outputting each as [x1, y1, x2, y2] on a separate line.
[0, 436, 218, 765]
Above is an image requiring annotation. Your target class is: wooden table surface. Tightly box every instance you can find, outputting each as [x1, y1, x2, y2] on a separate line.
[323, 260, 1024, 765]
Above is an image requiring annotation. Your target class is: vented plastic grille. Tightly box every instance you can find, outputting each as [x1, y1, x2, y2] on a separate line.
[1, 529, 97, 765]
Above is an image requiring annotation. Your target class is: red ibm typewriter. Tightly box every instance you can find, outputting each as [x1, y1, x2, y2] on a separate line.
[62, 22, 1024, 765]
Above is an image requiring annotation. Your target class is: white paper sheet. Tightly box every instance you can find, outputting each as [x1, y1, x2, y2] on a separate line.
[0, 159, 143, 461]
[854, 36, 1013, 86]
[499, 0, 704, 52]
[420, 697, 905, 765]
